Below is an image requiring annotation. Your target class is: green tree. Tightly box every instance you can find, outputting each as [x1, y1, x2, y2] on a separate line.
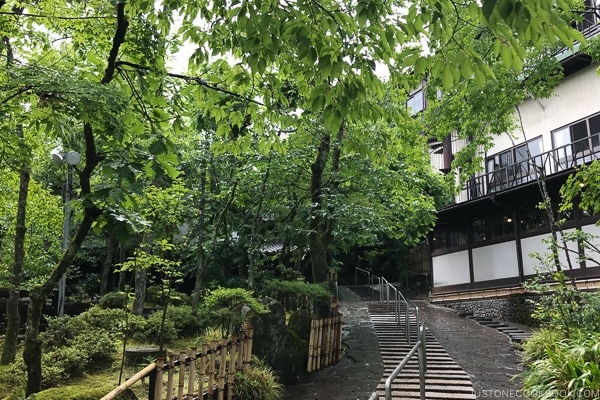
[0, 0, 586, 394]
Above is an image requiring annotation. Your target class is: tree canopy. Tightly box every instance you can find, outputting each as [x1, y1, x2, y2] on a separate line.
[0, 0, 589, 394]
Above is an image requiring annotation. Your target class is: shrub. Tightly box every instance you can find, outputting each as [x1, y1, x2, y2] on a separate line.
[39, 316, 74, 349]
[0, 362, 26, 395]
[164, 305, 204, 335]
[126, 314, 148, 339]
[70, 331, 116, 367]
[98, 291, 128, 309]
[146, 286, 190, 306]
[521, 332, 600, 399]
[76, 306, 125, 336]
[521, 328, 564, 365]
[261, 280, 332, 312]
[232, 360, 283, 400]
[41, 346, 81, 388]
[132, 311, 177, 344]
[204, 287, 268, 336]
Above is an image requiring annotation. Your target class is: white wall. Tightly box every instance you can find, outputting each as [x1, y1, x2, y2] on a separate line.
[580, 223, 600, 268]
[521, 233, 553, 275]
[432, 251, 470, 286]
[472, 242, 519, 281]
[488, 65, 600, 156]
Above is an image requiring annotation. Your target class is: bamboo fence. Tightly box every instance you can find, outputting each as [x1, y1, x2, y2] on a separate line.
[306, 313, 343, 372]
[101, 323, 253, 400]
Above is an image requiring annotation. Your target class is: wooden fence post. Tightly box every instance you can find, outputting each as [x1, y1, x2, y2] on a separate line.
[218, 338, 227, 400]
[244, 324, 253, 372]
[166, 354, 175, 400]
[187, 348, 196, 399]
[177, 351, 186, 400]
[227, 333, 237, 400]
[199, 343, 207, 397]
[208, 341, 217, 399]
[154, 357, 164, 400]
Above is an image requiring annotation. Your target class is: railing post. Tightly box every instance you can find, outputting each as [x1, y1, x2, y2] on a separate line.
[418, 326, 426, 400]
[420, 322, 427, 373]
[405, 305, 410, 346]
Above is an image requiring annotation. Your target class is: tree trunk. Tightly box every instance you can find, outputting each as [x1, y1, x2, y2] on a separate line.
[118, 243, 127, 290]
[309, 132, 331, 284]
[192, 156, 208, 313]
[22, 2, 127, 393]
[24, 202, 101, 395]
[132, 268, 147, 315]
[1, 157, 29, 364]
[23, 292, 44, 395]
[100, 235, 116, 296]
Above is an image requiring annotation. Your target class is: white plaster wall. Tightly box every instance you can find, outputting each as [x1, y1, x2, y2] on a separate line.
[472, 242, 519, 281]
[581, 223, 600, 267]
[488, 65, 600, 156]
[432, 251, 470, 286]
[521, 229, 581, 275]
[521, 233, 555, 275]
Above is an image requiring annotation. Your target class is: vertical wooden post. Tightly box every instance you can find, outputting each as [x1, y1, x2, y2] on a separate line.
[177, 351, 186, 400]
[307, 320, 316, 372]
[335, 313, 342, 363]
[244, 324, 253, 372]
[217, 338, 227, 400]
[315, 319, 323, 370]
[166, 354, 175, 400]
[207, 342, 217, 399]
[324, 317, 332, 367]
[187, 348, 197, 399]
[154, 357, 164, 400]
[227, 334, 237, 400]
[199, 344, 207, 398]
[236, 328, 245, 372]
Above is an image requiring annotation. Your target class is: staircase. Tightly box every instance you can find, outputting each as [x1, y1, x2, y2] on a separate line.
[349, 286, 476, 400]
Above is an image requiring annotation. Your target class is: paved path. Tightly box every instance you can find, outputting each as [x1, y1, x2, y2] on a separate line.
[417, 301, 527, 400]
[283, 286, 384, 400]
[283, 286, 529, 400]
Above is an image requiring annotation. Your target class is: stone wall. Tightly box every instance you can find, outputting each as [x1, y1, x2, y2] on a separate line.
[442, 295, 537, 325]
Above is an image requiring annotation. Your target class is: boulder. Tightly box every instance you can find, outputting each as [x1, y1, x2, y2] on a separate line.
[250, 299, 308, 384]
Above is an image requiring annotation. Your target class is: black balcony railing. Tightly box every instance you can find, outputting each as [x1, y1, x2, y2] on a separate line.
[577, 4, 600, 34]
[460, 134, 600, 202]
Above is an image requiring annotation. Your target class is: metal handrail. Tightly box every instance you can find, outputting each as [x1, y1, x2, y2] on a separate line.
[367, 274, 427, 400]
[384, 325, 426, 400]
[355, 267, 372, 285]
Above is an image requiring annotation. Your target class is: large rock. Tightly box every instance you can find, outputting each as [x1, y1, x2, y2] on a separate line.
[250, 300, 308, 384]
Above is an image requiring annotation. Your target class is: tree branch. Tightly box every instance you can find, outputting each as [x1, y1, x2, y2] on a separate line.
[102, 2, 128, 84]
[0, 11, 113, 19]
[116, 60, 265, 106]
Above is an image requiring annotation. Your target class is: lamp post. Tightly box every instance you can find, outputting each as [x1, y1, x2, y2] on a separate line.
[52, 149, 81, 317]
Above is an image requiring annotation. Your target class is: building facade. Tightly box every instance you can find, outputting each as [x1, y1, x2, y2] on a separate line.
[426, 8, 600, 313]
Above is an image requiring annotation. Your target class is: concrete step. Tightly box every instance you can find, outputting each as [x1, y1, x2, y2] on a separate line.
[366, 301, 477, 400]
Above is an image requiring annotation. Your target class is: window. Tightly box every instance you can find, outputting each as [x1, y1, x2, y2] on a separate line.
[473, 214, 515, 243]
[486, 137, 542, 191]
[552, 113, 600, 168]
[432, 221, 468, 250]
[407, 89, 425, 115]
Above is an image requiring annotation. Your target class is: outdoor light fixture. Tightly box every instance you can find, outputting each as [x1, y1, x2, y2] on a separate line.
[51, 148, 81, 317]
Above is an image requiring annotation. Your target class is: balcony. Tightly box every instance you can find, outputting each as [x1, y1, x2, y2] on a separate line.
[458, 133, 600, 203]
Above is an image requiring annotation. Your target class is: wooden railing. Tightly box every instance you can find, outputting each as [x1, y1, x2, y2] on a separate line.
[307, 313, 343, 372]
[101, 323, 253, 400]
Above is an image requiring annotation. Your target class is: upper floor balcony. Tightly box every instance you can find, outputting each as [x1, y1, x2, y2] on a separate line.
[457, 131, 600, 204]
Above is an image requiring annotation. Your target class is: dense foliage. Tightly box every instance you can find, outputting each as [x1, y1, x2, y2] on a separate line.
[0, 0, 588, 394]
